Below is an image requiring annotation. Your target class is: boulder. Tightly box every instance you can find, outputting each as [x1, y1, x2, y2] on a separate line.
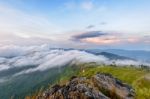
[93, 73, 135, 99]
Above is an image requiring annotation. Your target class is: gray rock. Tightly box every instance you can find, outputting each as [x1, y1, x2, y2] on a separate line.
[93, 73, 135, 99]
[39, 73, 135, 99]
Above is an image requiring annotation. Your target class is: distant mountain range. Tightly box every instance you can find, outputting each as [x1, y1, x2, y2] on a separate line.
[85, 50, 135, 60]
[86, 49, 150, 62]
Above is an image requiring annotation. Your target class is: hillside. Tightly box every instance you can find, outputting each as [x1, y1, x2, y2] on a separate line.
[27, 65, 150, 99]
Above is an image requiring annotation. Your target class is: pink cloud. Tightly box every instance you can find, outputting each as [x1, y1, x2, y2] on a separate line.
[126, 37, 140, 43]
[79, 34, 146, 45]
[82, 36, 121, 45]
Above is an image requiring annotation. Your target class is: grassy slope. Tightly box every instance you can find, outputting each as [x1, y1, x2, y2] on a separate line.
[78, 65, 150, 99]
[28, 64, 150, 99]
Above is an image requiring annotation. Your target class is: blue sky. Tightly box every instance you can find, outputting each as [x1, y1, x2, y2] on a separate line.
[0, 0, 150, 50]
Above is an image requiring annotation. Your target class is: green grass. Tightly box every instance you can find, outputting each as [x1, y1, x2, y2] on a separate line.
[29, 64, 150, 99]
[78, 65, 150, 99]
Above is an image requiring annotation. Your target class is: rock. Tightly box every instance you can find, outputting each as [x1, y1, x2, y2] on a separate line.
[38, 73, 135, 99]
[93, 73, 135, 99]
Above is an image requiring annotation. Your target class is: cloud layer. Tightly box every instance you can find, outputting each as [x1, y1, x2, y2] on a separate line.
[0, 44, 107, 73]
[0, 44, 149, 78]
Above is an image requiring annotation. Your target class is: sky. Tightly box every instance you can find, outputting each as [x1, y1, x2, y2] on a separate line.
[0, 0, 150, 50]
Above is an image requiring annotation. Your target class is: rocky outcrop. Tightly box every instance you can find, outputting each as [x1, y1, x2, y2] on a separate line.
[93, 73, 135, 99]
[38, 73, 135, 99]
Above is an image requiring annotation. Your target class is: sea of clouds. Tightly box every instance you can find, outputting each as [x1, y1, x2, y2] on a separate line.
[0, 44, 149, 78]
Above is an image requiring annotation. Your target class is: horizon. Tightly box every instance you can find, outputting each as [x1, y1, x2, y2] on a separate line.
[0, 0, 150, 50]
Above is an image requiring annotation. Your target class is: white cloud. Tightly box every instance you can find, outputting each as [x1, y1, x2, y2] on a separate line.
[81, 1, 94, 11]
[0, 44, 149, 79]
[0, 64, 10, 71]
[0, 4, 62, 43]
[13, 49, 109, 75]
[64, 0, 95, 11]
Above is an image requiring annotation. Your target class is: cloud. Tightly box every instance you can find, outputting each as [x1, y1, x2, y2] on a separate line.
[0, 64, 9, 71]
[86, 25, 95, 29]
[82, 35, 146, 45]
[64, 0, 94, 11]
[72, 31, 107, 41]
[0, 44, 148, 72]
[82, 36, 121, 44]
[80, 1, 94, 11]
[0, 45, 27, 58]
[126, 37, 140, 43]
[71, 31, 150, 46]
[0, 4, 62, 43]
[0, 44, 149, 82]
[0, 47, 106, 77]
[100, 22, 107, 25]
[113, 60, 142, 66]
